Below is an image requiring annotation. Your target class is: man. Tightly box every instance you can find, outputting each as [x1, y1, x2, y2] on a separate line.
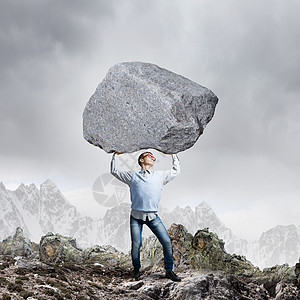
[110, 151, 181, 282]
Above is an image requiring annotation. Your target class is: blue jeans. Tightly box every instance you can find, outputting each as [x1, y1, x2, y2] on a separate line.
[130, 215, 173, 272]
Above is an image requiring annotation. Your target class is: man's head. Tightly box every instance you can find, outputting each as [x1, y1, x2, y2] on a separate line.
[138, 152, 156, 168]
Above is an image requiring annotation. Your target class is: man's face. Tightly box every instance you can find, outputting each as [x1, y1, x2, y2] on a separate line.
[140, 152, 156, 167]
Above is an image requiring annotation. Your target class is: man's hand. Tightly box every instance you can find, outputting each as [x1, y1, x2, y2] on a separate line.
[114, 152, 123, 155]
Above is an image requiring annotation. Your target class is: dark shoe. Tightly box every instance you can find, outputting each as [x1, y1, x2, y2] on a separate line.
[132, 268, 140, 280]
[166, 270, 181, 282]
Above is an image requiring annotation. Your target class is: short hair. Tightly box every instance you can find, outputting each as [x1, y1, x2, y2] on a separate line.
[138, 152, 153, 167]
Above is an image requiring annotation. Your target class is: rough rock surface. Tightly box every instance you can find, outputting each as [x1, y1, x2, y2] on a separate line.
[39, 232, 82, 264]
[39, 232, 131, 269]
[296, 262, 300, 287]
[0, 257, 299, 299]
[0, 227, 38, 259]
[1, 228, 299, 299]
[0, 256, 276, 300]
[83, 61, 218, 153]
[258, 264, 299, 297]
[141, 224, 259, 277]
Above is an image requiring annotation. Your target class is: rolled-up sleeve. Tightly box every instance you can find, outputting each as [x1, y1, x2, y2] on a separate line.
[162, 154, 180, 185]
[110, 154, 132, 186]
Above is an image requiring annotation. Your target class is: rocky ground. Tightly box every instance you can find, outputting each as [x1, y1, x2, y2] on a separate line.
[0, 226, 299, 300]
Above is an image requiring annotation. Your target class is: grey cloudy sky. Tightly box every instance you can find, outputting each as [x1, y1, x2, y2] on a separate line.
[0, 0, 299, 241]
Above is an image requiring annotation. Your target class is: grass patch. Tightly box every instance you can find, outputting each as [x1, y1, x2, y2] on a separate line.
[70, 283, 83, 293]
[57, 273, 68, 282]
[17, 275, 29, 281]
[34, 267, 56, 276]
[7, 282, 24, 293]
[19, 291, 34, 299]
[16, 268, 32, 275]
[15, 279, 24, 285]
[59, 286, 71, 297]
[35, 278, 45, 285]
[0, 263, 9, 270]
[0, 276, 9, 287]
[46, 278, 66, 289]
[87, 288, 101, 300]
[62, 263, 84, 272]
[88, 281, 104, 290]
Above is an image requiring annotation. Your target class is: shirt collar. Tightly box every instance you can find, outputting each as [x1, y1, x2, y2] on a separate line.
[140, 168, 151, 175]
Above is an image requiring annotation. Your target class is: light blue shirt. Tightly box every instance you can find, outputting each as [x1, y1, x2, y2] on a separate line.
[110, 154, 180, 220]
[130, 170, 164, 211]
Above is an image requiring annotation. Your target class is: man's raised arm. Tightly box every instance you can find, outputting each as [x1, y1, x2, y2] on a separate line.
[162, 154, 180, 185]
[110, 153, 132, 186]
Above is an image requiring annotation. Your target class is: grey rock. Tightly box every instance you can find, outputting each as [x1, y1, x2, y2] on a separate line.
[39, 232, 82, 263]
[275, 281, 300, 299]
[259, 264, 297, 297]
[295, 263, 300, 278]
[167, 273, 270, 300]
[122, 281, 144, 290]
[82, 244, 131, 267]
[15, 257, 53, 270]
[39, 231, 131, 267]
[140, 235, 164, 271]
[1, 229, 300, 300]
[141, 224, 259, 277]
[83, 61, 218, 153]
[295, 263, 300, 288]
[0, 227, 38, 258]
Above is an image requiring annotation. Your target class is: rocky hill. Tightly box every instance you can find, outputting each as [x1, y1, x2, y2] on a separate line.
[0, 180, 299, 269]
[0, 227, 299, 300]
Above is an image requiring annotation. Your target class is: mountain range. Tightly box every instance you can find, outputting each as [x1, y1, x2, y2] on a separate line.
[0, 179, 299, 269]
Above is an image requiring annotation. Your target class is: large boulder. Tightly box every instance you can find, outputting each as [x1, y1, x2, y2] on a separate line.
[141, 224, 259, 276]
[257, 264, 298, 297]
[0, 227, 38, 258]
[83, 61, 218, 154]
[39, 232, 130, 267]
[166, 274, 270, 300]
[190, 228, 257, 275]
[39, 232, 82, 263]
[81, 244, 131, 267]
[296, 262, 300, 287]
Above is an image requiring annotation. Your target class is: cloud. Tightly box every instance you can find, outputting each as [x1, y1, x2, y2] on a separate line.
[0, 0, 299, 238]
[0, 0, 115, 181]
[218, 192, 300, 241]
[64, 187, 108, 219]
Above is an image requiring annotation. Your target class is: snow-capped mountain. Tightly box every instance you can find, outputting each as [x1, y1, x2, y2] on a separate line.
[0, 182, 31, 239]
[161, 202, 234, 240]
[0, 180, 97, 245]
[0, 180, 299, 269]
[252, 225, 300, 268]
[98, 200, 236, 255]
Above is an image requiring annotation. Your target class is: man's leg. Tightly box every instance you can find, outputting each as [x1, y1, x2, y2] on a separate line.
[147, 216, 173, 272]
[147, 216, 181, 282]
[130, 215, 143, 274]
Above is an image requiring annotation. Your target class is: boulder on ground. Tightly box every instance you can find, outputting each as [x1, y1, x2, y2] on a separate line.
[39, 232, 81, 263]
[82, 244, 131, 267]
[39, 232, 131, 267]
[141, 224, 258, 276]
[83, 61, 218, 153]
[0, 227, 38, 258]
